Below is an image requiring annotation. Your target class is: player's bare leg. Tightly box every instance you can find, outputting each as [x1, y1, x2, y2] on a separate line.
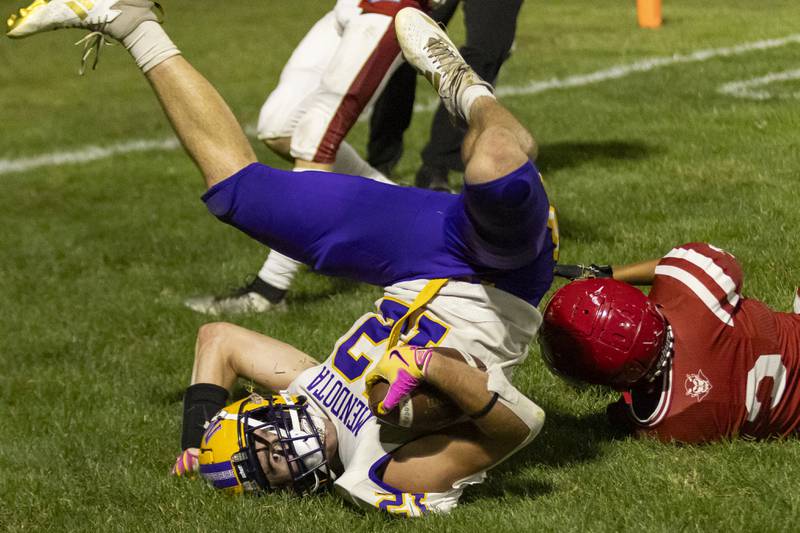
[7, 0, 255, 188]
[146, 58, 257, 187]
[259, 138, 332, 171]
[394, 7, 536, 186]
[294, 159, 333, 172]
[461, 97, 536, 185]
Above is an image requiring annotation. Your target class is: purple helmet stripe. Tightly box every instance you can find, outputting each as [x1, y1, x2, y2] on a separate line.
[200, 461, 234, 474]
[200, 462, 240, 489]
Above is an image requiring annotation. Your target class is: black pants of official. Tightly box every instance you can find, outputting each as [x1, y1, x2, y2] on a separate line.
[367, 0, 524, 175]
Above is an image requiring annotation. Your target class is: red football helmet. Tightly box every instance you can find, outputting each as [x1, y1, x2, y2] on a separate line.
[538, 278, 668, 390]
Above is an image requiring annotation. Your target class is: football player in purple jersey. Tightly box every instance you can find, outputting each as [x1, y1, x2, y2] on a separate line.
[8, 1, 556, 514]
[171, 322, 544, 514]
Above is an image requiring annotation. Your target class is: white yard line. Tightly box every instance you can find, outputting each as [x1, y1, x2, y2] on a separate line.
[498, 34, 800, 97]
[412, 33, 800, 111]
[3, 33, 800, 177]
[718, 68, 800, 100]
[0, 137, 182, 176]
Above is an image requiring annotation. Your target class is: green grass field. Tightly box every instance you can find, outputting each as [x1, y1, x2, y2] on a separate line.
[2, 0, 800, 530]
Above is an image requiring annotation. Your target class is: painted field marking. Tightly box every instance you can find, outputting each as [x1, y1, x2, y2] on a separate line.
[3, 33, 800, 177]
[413, 33, 800, 111]
[497, 35, 800, 97]
[718, 68, 800, 100]
[0, 137, 181, 176]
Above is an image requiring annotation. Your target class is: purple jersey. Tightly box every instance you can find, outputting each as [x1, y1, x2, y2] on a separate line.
[202, 161, 556, 305]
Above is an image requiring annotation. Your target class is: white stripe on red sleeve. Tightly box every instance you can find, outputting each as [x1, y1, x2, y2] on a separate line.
[663, 246, 741, 309]
[655, 265, 735, 326]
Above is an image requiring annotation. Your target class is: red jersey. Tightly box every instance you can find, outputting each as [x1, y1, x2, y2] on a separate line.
[616, 242, 800, 443]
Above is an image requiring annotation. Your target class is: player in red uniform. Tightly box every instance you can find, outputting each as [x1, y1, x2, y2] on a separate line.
[540, 242, 800, 443]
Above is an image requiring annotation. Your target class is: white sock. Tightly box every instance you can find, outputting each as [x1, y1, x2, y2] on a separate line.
[122, 21, 181, 73]
[333, 142, 396, 185]
[256, 164, 327, 290]
[461, 85, 495, 123]
[258, 250, 301, 291]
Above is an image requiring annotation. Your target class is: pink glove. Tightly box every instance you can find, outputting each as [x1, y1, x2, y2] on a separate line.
[365, 345, 434, 414]
[171, 448, 199, 477]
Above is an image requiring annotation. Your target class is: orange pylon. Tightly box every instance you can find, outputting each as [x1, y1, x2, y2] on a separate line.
[637, 0, 662, 28]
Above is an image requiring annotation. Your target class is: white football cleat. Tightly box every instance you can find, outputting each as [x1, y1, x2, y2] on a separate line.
[7, 0, 157, 40]
[7, 0, 160, 73]
[183, 277, 288, 316]
[394, 7, 493, 124]
[184, 292, 286, 316]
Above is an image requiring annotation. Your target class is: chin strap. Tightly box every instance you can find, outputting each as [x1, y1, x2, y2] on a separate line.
[645, 324, 674, 383]
[622, 327, 674, 406]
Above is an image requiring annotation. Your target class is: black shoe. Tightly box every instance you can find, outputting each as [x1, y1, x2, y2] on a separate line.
[374, 161, 398, 181]
[415, 164, 452, 193]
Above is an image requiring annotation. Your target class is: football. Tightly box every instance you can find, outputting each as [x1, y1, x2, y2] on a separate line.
[368, 380, 461, 431]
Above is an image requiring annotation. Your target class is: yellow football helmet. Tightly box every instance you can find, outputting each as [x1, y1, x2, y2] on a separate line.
[198, 393, 330, 495]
